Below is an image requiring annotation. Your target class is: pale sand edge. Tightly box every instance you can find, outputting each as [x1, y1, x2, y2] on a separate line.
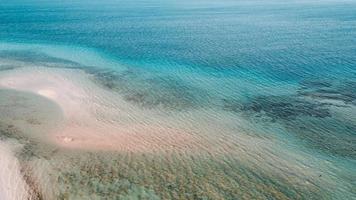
[0, 140, 31, 200]
[0, 67, 205, 153]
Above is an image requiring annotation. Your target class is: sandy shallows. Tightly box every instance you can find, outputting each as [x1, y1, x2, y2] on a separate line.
[0, 66, 292, 159]
[0, 66, 345, 199]
[0, 66, 331, 170]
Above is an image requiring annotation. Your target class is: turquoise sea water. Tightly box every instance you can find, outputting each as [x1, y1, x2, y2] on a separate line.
[0, 0, 355, 199]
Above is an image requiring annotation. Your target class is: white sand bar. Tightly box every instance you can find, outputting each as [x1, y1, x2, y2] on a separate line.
[0, 67, 202, 152]
[0, 140, 30, 200]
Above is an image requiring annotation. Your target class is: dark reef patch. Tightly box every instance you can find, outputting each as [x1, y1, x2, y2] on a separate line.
[298, 80, 356, 105]
[224, 80, 356, 118]
[299, 80, 333, 89]
[0, 64, 17, 71]
[223, 79, 356, 158]
[285, 118, 356, 158]
[90, 68, 211, 110]
[222, 98, 243, 113]
[241, 95, 331, 121]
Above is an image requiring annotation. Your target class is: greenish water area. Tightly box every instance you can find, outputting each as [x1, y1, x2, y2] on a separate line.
[0, 0, 355, 199]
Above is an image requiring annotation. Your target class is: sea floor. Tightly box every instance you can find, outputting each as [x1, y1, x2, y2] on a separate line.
[0, 43, 355, 200]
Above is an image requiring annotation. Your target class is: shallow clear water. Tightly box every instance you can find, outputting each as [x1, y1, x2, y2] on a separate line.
[0, 0, 355, 199]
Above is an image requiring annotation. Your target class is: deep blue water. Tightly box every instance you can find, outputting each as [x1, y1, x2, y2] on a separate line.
[1, 0, 356, 101]
[0, 0, 355, 199]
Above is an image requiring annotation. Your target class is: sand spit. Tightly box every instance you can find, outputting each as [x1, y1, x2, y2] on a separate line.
[0, 66, 204, 153]
[0, 89, 66, 200]
[0, 66, 300, 160]
[0, 66, 329, 164]
[0, 140, 31, 200]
